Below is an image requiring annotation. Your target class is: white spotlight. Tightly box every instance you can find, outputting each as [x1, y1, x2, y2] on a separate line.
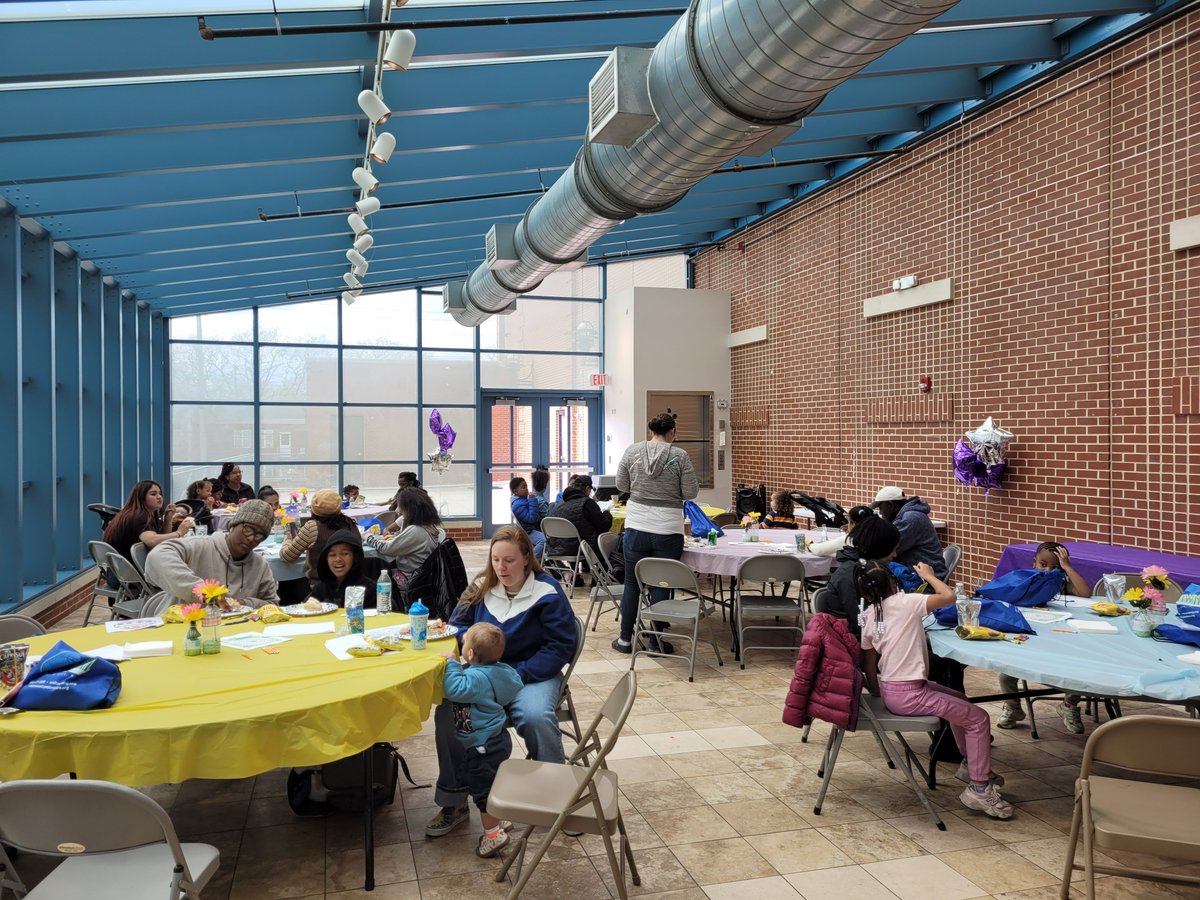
[341, 290, 360, 305]
[347, 248, 367, 268]
[343, 272, 362, 290]
[347, 213, 369, 236]
[356, 197, 381, 217]
[384, 30, 416, 72]
[370, 132, 396, 164]
[353, 261, 368, 277]
[357, 89, 391, 125]
[353, 234, 374, 253]
[352, 166, 379, 195]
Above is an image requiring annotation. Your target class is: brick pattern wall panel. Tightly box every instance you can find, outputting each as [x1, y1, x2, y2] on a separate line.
[695, 12, 1200, 586]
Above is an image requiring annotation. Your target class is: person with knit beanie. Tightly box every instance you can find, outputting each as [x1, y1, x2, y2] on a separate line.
[280, 488, 358, 583]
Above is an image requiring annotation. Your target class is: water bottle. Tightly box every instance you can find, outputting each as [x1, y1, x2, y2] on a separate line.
[345, 586, 365, 635]
[409, 599, 428, 650]
[376, 571, 392, 616]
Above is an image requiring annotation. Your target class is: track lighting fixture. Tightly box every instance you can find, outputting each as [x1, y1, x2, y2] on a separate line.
[352, 261, 368, 277]
[357, 89, 391, 125]
[353, 234, 374, 253]
[341, 290, 360, 305]
[343, 272, 362, 290]
[370, 132, 396, 164]
[355, 197, 381, 217]
[352, 166, 379, 195]
[383, 30, 416, 71]
[347, 248, 367, 268]
[347, 213, 369, 236]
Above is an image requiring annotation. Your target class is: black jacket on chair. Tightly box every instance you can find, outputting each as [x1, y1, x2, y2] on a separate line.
[546, 487, 613, 557]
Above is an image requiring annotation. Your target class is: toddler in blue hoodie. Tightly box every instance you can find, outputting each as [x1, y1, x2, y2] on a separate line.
[442, 622, 525, 858]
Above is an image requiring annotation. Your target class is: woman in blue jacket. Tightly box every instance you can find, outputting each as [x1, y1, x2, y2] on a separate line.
[425, 525, 577, 838]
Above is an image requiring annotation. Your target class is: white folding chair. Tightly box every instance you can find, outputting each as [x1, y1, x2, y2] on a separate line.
[541, 517, 584, 595]
[490, 671, 640, 900]
[579, 541, 621, 632]
[0, 615, 46, 643]
[555, 616, 589, 749]
[106, 553, 157, 620]
[733, 555, 808, 668]
[83, 541, 123, 626]
[942, 543, 962, 580]
[0, 779, 220, 900]
[633, 557, 723, 682]
[129, 541, 151, 577]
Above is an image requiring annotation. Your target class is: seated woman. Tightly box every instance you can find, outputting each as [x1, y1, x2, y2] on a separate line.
[822, 509, 899, 639]
[214, 463, 255, 504]
[280, 489, 357, 583]
[103, 480, 193, 563]
[365, 487, 445, 580]
[387, 471, 421, 512]
[763, 491, 799, 529]
[425, 525, 576, 839]
[257, 485, 281, 510]
[308, 529, 377, 607]
[179, 479, 216, 534]
[997, 541, 1091, 733]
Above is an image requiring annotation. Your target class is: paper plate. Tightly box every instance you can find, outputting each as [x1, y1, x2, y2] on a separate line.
[281, 602, 339, 617]
[219, 605, 255, 618]
[399, 624, 459, 642]
[1022, 609, 1072, 624]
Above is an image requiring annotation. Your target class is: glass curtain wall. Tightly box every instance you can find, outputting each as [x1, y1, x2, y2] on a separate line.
[167, 271, 604, 520]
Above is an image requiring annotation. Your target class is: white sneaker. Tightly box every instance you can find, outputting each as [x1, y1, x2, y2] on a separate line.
[959, 784, 1014, 819]
[996, 705, 1025, 729]
[954, 762, 1005, 787]
[1057, 702, 1084, 734]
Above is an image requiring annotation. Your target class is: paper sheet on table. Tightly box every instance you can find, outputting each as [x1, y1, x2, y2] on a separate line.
[85, 641, 173, 661]
[325, 634, 375, 661]
[1179, 651, 1200, 666]
[1071, 620, 1119, 634]
[105, 618, 165, 633]
[263, 622, 336, 636]
[220, 633, 291, 650]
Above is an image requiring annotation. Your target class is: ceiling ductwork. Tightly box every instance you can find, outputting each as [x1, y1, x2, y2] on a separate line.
[445, 0, 960, 326]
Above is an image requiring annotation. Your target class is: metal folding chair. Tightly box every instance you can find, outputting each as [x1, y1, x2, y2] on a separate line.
[107, 553, 158, 620]
[540, 517, 584, 595]
[83, 541, 124, 626]
[733, 555, 807, 668]
[632, 558, 723, 682]
[579, 541, 621, 632]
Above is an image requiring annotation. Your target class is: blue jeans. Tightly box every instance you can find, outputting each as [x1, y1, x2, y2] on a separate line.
[529, 530, 545, 559]
[619, 527, 684, 643]
[433, 675, 564, 808]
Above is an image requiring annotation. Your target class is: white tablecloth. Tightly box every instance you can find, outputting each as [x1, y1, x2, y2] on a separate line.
[257, 535, 382, 583]
[212, 503, 392, 532]
[680, 529, 833, 579]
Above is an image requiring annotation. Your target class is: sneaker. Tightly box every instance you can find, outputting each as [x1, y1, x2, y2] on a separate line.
[1057, 702, 1084, 734]
[959, 784, 1014, 820]
[996, 705, 1025, 729]
[611, 638, 632, 654]
[477, 828, 510, 858]
[644, 635, 674, 655]
[954, 762, 1005, 787]
[425, 805, 470, 838]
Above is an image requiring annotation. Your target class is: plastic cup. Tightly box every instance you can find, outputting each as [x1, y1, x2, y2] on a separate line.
[956, 599, 981, 628]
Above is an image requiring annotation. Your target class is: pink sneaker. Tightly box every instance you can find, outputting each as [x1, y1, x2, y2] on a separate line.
[959, 784, 1013, 819]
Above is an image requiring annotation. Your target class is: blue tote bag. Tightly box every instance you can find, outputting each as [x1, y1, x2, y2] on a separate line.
[932, 599, 1035, 635]
[684, 501, 722, 538]
[12, 641, 122, 711]
[974, 568, 1064, 608]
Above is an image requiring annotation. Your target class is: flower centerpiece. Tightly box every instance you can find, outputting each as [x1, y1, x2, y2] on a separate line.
[741, 511, 762, 542]
[298, 487, 309, 510]
[180, 602, 206, 657]
[192, 579, 229, 654]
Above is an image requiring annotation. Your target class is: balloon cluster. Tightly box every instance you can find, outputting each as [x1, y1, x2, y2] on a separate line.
[427, 409, 456, 474]
[953, 417, 1012, 495]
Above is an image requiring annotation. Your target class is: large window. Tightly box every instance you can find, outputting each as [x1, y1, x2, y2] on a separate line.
[167, 284, 604, 519]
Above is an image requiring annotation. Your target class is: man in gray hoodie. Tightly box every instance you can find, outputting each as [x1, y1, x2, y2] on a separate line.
[873, 486, 947, 580]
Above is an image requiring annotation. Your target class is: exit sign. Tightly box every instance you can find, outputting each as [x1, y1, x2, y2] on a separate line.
[591, 373, 609, 386]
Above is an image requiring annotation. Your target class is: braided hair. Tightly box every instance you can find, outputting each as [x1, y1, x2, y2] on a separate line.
[854, 559, 898, 638]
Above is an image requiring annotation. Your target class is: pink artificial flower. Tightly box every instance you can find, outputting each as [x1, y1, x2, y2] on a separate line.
[1141, 565, 1169, 580]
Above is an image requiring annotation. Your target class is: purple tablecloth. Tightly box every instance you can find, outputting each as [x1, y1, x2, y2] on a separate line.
[680, 530, 832, 579]
[995, 542, 1200, 593]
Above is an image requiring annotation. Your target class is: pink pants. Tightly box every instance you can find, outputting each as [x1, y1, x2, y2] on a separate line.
[880, 679, 993, 783]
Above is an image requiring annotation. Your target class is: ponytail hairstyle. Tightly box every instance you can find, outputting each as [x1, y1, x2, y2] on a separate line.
[854, 559, 898, 638]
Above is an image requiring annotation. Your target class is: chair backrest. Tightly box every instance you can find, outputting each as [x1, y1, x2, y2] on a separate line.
[735, 554, 808, 593]
[141, 592, 171, 618]
[541, 516, 581, 542]
[1090, 572, 1182, 603]
[0, 615, 46, 642]
[943, 544, 962, 579]
[811, 586, 829, 614]
[710, 512, 738, 527]
[87, 540, 120, 571]
[596, 531, 619, 562]
[558, 616, 587, 697]
[107, 553, 155, 618]
[0, 779, 196, 879]
[1081, 715, 1200, 780]
[130, 542, 150, 575]
[578, 541, 614, 588]
[86, 503, 120, 530]
[376, 510, 398, 528]
[568, 670, 637, 770]
[634, 557, 701, 595]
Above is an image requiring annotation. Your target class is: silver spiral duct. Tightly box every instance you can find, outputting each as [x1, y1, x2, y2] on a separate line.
[448, 0, 959, 326]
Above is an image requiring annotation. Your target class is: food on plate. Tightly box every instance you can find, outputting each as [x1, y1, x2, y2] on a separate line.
[161, 605, 186, 624]
[303, 597, 325, 613]
[1090, 601, 1132, 617]
[428, 618, 444, 631]
[367, 634, 406, 652]
[256, 603, 291, 624]
[347, 644, 384, 658]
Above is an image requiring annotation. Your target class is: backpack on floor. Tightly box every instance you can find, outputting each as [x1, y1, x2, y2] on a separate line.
[286, 744, 419, 817]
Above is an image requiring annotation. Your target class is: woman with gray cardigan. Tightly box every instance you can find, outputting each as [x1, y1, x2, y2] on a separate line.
[612, 412, 699, 654]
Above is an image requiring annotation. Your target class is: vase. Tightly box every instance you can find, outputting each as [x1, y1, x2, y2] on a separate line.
[184, 622, 203, 657]
[748, 523, 761, 543]
[201, 607, 222, 654]
[1130, 609, 1154, 638]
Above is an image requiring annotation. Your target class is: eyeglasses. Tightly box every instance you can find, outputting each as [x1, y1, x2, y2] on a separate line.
[237, 526, 267, 543]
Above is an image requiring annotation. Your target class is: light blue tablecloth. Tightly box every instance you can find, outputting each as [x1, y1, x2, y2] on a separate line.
[927, 602, 1200, 704]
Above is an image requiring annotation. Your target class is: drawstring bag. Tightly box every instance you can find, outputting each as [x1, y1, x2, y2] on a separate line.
[684, 501, 722, 538]
[12, 641, 122, 711]
[932, 599, 1035, 635]
[889, 562, 926, 593]
[974, 568, 1064, 608]
[1152, 624, 1200, 649]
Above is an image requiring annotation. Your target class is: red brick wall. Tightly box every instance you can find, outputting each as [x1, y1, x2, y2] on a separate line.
[694, 14, 1200, 588]
[35, 579, 96, 629]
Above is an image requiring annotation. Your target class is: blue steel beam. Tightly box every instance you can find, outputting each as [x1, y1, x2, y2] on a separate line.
[80, 267, 104, 542]
[138, 304, 152, 476]
[53, 249, 83, 573]
[101, 282, 122, 504]
[121, 298, 137, 494]
[934, 0, 1152, 26]
[0, 206, 22, 606]
[814, 69, 984, 116]
[857, 26, 1059, 76]
[20, 226, 56, 588]
[150, 313, 167, 486]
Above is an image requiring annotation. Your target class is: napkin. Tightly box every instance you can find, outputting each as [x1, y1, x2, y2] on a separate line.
[1071, 620, 1119, 634]
[1179, 651, 1200, 666]
[263, 622, 336, 636]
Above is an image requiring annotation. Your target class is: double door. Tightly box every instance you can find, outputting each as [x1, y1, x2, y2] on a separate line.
[481, 392, 602, 536]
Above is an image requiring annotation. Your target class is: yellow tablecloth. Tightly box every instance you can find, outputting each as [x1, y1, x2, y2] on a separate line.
[609, 505, 725, 534]
[0, 615, 445, 787]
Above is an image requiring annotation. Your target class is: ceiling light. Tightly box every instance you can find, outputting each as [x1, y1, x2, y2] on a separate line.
[347, 212, 369, 236]
[341, 290, 360, 305]
[352, 261, 368, 277]
[357, 89, 391, 125]
[343, 272, 362, 290]
[353, 234, 374, 253]
[370, 132, 396, 164]
[384, 30, 416, 72]
[347, 248, 367, 267]
[356, 197, 381, 217]
[352, 166, 379, 194]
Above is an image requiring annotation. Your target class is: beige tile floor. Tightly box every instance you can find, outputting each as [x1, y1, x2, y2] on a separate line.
[30, 542, 1200, 899]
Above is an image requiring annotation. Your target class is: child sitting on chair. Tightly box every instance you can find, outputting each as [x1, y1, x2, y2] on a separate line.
[442, 622, 524, 858]
[763, 491, 799, 529]
[996, 541, 1090, 733]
